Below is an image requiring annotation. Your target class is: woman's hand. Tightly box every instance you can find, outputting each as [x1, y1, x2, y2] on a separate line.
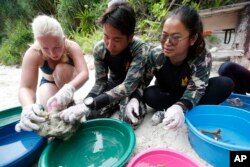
[15, 104, 46, 132]
[46, 84, 75, 111]
[162, 104, 185, 129]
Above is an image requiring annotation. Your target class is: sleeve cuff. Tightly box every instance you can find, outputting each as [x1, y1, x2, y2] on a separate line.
[94, 93, 110, 110]
[86, 93, 98, 98]
[177, 99, 193, 111]
[130, 91, 142, 101]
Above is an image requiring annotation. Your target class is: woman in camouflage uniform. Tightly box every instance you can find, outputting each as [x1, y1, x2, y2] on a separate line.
[59, 1, 150, 128]
[142, 6, 234, 129]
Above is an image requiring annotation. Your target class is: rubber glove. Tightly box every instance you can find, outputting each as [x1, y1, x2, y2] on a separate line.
[15, 104, 46, 132]
[60, 103, 90, 124]
[47, 84, 75, 111]
[162, 104, 185, 129]
[125, 98, 140, 124]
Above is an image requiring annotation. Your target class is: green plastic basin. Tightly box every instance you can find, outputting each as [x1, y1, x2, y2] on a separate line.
[0, 106, 21, 127]
[38, 118, 136, 167]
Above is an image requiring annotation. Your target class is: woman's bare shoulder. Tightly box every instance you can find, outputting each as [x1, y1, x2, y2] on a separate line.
[65, 39, 84, 56]
[22, 45, 44, 66]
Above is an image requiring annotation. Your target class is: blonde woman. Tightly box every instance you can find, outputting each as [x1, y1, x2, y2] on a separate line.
[15, 15, 89, 132]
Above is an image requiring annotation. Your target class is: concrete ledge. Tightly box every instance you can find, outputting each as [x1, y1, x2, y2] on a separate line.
[211, 49, 244, 61]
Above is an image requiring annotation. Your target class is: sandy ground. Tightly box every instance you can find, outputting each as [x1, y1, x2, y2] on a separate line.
[0, 34, 247, 166]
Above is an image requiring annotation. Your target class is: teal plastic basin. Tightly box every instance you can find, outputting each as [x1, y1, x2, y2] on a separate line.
[0, 106, 22, 127]
[38, 118, 136, 167]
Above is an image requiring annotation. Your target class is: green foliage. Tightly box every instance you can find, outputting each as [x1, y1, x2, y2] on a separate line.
[56, 0, 83, 33]
[75, 7, 96, 34]
[182, 0, 245, 9]
[151, 1, 168, 21]
[62, 0, 107, 53]
[70, 28, 103, 54]
[74, 2, 108, 34]
[57, 0, 108, 35]
[205, 34, 221, 48]
[0, 21, 33, 65]
[131, 0, 169, 42]
[206, 35, 220, 44]
[0, 0, 27, 44]
[182, 0, 201, 10]
[0, 0, 57, 42]
[137, 20, 162, 43]
[213, 0, 233, 7]
[17, 0, 57, 16]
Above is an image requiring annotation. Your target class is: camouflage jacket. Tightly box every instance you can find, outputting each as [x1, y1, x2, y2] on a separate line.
[89, 39, 150, 103]
[143, 46, 212, 108]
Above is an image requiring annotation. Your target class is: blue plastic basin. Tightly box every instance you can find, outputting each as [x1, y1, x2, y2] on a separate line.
[186, 105, 250, 167]
[0, 106, 47, 167]
[220, 93, 250, 111]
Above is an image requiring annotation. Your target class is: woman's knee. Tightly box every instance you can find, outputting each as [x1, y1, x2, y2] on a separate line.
[38, 84, 58, 109]
[143, 88, 150, 105]
[143, 86, 162, 108]
[209, 76, 234, 92]
[222, 76, 234, 91]
[201, 76, 234, 104]
[218, 62, 235, 76]
[53, 64, 75, 85]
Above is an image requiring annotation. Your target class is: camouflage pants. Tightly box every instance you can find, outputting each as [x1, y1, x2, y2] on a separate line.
[119, 97, 147, 129]
[86, 97, 147, 129]
[86, 101, 119, 119]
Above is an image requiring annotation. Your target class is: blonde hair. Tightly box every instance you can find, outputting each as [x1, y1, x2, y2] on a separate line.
[31, 15, 69, 62]
[32, 15, 64, 40]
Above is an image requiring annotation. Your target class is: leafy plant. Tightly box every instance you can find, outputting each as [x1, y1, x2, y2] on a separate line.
[70, 28, 103, 54]
[57, 0, 108, 35]
[137, 20, 162, 42]
[0, 21, 33, 65]
[133, 0, 169, 42]
[75, 1, 107, 34]
[204, 34, 221, 49]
